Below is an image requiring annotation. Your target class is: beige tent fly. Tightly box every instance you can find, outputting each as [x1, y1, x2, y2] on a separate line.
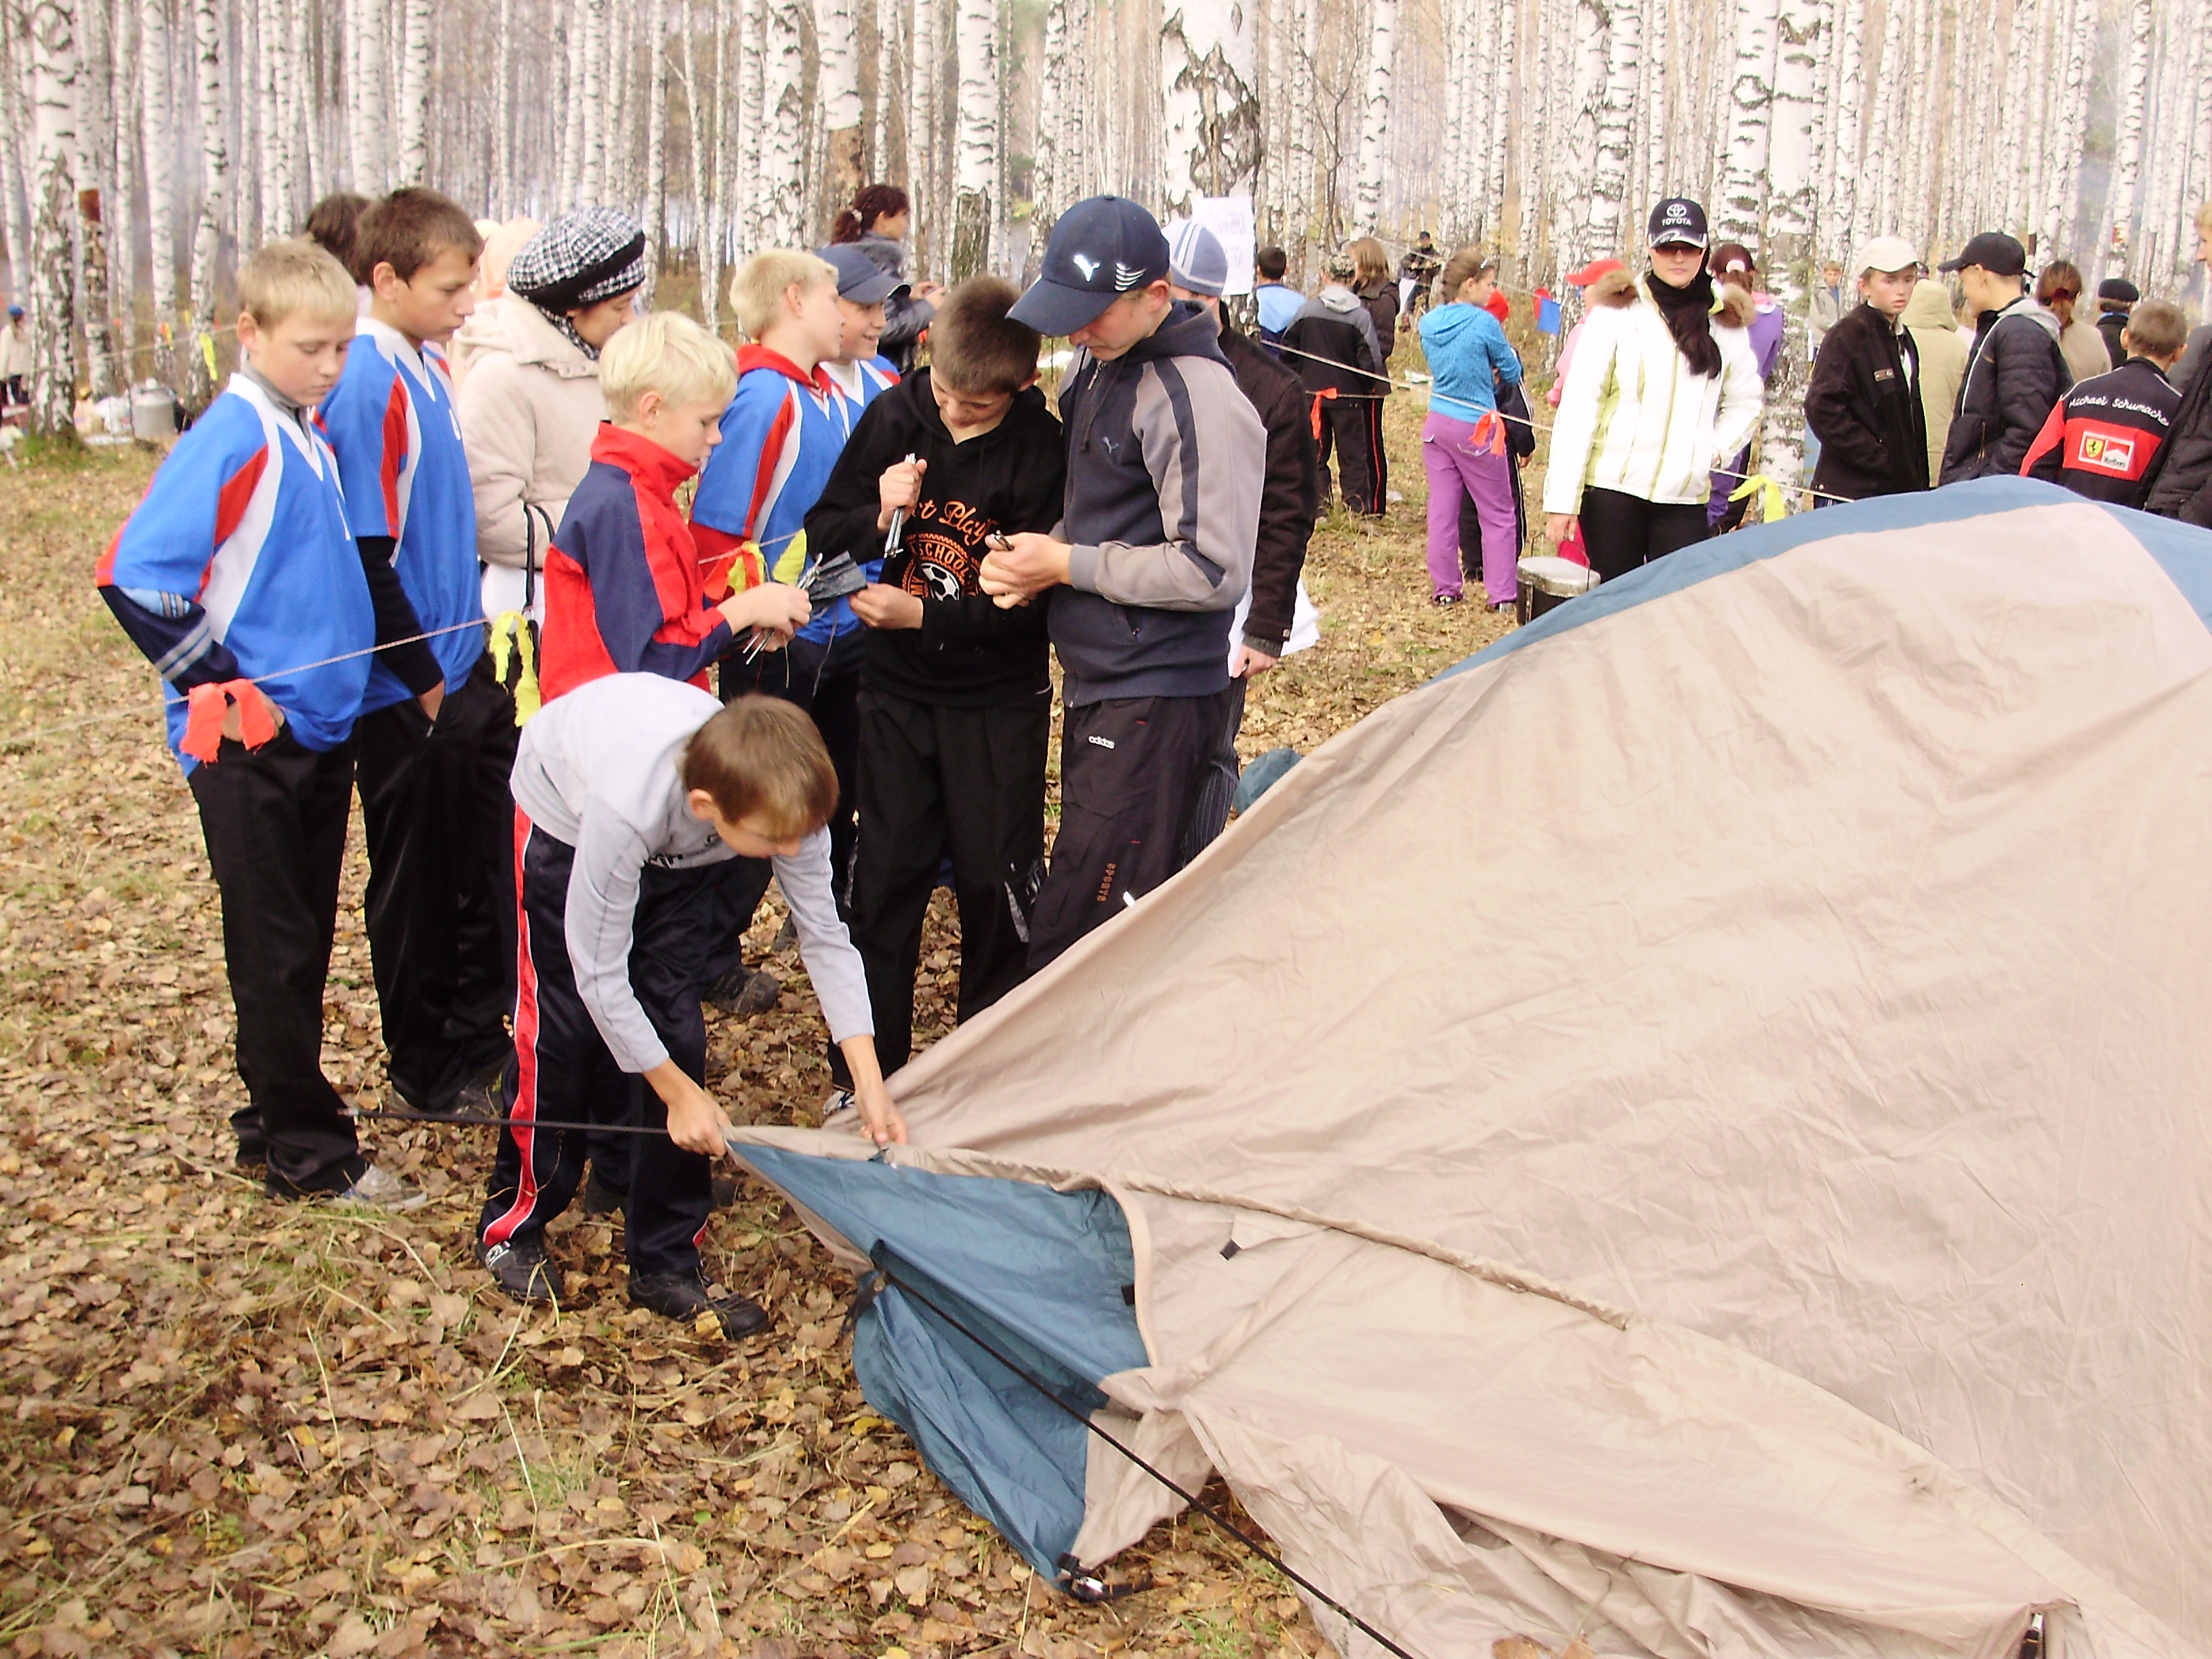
[732, 481, 2212, 1659]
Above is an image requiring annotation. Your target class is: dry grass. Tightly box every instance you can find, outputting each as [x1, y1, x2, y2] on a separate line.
[0, 383, 1513, 1658]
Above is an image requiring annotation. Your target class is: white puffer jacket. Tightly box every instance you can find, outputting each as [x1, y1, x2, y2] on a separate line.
[451, 294, 609, 617]
[1542, 271, 1765, 514]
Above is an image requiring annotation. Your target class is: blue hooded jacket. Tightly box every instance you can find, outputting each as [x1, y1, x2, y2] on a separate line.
[1419, 302, 1523, 424]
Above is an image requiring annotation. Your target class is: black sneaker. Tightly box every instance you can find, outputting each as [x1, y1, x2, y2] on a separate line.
[450, 1067, 506, 1122]
[702, 968, 781, 1016]
[581, 1168, 625, 1217]
[476, 1234, 565, 1304]
[234, 1135, 267, 1170]
[629, 1271, 769, 1338]
[1431, 591, 1462, 609]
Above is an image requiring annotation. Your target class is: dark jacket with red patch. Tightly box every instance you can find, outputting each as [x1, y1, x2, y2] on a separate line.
[539, 425, 731, 702]
[1805, 302, 1929, 501]
[2020, 356, 2180, 509]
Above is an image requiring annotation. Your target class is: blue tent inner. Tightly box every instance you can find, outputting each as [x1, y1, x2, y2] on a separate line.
[735, 1147, 1150, 1576]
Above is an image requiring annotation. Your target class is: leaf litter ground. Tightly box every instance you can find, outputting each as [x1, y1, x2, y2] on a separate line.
[0, 397, 1515, 1658]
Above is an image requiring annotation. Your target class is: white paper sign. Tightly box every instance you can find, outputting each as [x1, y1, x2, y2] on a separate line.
[1190, 195, 1257, 296]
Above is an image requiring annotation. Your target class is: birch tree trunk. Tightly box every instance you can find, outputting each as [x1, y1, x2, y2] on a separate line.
[556, 0, 583, 207]
[1031, 0, 1073, 258]
[1160, 0, 1261, 218]
[2045, 0, 2093, 255]
[1284, 0, 1317, 257]
[949, 0, 996, 278]
[818, 0, 863, 206]
[27, 0, 80, 436]
[0, 16, 35, 337]
[579, 0, 607, 203]
[255, 0, 289, 234]
[1584, 0, 1641, 266]
[1641, 0, 1669, 211]
[758, 0, 806, 247]
[1553, 0, 1607, 278]
[291, 0, 318, 208]
[1352, 0, 1397, 232]
[1714, 0, 1781, 247]
[350, 0, 385, 192]
[491, 0, 515, 217]
[142, 0, 178, 381]
[75, 0, 124, 399]
[906, 0, 935, 265]
[185, 0, 228, 406]
[2105, 0, 2151, 279]
[1823, 0, 1859, 257]
[680, 0, 717, 321]
[1758, 0, 1824, 497]
[394, 0, 429, 186]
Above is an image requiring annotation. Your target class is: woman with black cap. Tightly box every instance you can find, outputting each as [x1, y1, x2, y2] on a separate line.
[1543, 199, 1764, 582]
[453, 207, 647, 623]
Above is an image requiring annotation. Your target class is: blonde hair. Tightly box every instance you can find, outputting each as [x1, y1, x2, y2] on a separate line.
[681, 696, 838, 838]
[600, 311, 737, 419]
[1349, 237, 1391, 291]
[237, 238, 357, 328]
[728, 249, 838, 340]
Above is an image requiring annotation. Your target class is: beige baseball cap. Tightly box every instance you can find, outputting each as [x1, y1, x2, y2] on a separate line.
[1852, 236, 1921, 276]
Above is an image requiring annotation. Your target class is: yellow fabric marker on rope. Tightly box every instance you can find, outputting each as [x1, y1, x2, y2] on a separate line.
[1726, 473, 1790, 524]
[487, 611, 541, 726]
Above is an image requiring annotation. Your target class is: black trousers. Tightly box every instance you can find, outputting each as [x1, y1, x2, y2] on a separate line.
[354, 650, 518, 1111]
[836, 687, 1049, 1082]
[480, 817, 718, 1280]
[1577, 485, 1711, 584]
[1029, 689, 1234, 973]
[1314, 393, 1382, 515]
[188, 727, 364, 1195]
[1175, 676, 1248, 868]
[1366, 394, 1391, 508]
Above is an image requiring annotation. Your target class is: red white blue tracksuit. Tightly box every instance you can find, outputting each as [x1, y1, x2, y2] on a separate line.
[320, 319, 515, 1112]
[97, 373, 375, 1194]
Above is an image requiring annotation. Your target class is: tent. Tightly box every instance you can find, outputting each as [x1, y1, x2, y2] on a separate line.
[729, 478, 2212, 1659]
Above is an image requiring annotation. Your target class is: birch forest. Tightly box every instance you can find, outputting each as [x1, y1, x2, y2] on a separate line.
[3, 0, 2210, 431]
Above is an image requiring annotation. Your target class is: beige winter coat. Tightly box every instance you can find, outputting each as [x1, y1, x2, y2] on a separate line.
[1902, 280, 1968, 484]
[452, 295, 608, 611]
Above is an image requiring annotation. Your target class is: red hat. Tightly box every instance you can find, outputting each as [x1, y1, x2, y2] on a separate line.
[1483, 288, 1510, 321]
[1565, 258, 1625, 287]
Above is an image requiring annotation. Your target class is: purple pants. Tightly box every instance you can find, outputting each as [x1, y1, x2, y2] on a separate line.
[1422, 411, 1518, 605]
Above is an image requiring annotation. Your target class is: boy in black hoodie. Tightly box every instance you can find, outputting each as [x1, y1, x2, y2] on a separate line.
[803, 278, 1066, 1084]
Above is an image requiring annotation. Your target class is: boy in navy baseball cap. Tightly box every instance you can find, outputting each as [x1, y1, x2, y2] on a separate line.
[1008, 195, 1172, 339]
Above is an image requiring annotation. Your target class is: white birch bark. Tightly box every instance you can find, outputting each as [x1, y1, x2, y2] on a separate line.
[1284, 0, 1317, 255]
[1031, 0, 1073, 256]
[757, 0, 806, 247]
[348, 0, 384, 192]
[255, 0, 288, 232]
[1584, 0, 1641, 266]
[490, 0, 514, 217]
[1757, 0, 1825, 495]
[291, 0, 318, 207]
[712, 0, 735, 272]
[556, 0, 583, 207]
[680, 0, 716, 321]
[142, 0, 178, 377]
[2045, 0, 2093, 255]
[638, 0, 667, 305]
[1552, 0, 1607, 278]
[949, 0, 995, 276]
[1714, 0, 1781, 247]
[906, 0, 934, 262]
[75, 0, 123, 398]
[2105, 0, 2151, 280]
[1641, 0, 1669, 211]
[186, 0, 228, 405]
[818, 0, 863, 204]
[579, 0, 606, 202]
[1823, 0, 1859, 257]
[1160, 0, 1260, 218]
[395, 0, 429, 186]
[1484, 0, 1511, 243]
[26, 0, 79, 434]
[607, 4, 634, 207]
[0, 16, 35, 336]
[870, 0, 896, 178]
[1352, 0, 1397, 232]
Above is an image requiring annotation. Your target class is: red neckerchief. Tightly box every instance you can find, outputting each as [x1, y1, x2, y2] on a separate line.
[737, 342, 836, 399]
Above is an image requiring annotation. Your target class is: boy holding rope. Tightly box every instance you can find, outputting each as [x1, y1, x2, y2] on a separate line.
[97, 240, 422, 1208]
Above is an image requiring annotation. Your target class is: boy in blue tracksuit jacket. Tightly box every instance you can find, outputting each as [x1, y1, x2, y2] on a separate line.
[319, 189, 514, 1118]
[97, 240, 418, 1208]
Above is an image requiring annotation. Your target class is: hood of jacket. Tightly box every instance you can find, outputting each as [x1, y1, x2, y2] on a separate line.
[1589, 269, 1753, 329]
[1984, 295, 2064, 344]
[1902, 279, 1957, 331]
[1420, 300, 1498, 352]
[454, 292, 600, 380]
[1315, 284, 1364, 314]
[1123, 299, 1233, 369]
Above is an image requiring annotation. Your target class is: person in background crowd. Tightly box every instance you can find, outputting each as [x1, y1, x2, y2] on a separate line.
[830, 184, 943, 376]
[447, 216, 541, 387]
[2036, 260, 2112, 386]
[1254, 246, 1303, 352]
[2142, 203, 2212, 523]
[1419, 249, 1523, 611]
[1904, 277, 1969, 485]
[1809, 260, 1847, 356]
[1282, 252, 1387, 515]
[1803, 237, 1929, 503]
[985, 196, 1264, 970]
[2095, 279, 2139, 371]
[302, 192, 373, 311]
[1349, 237, 1400, 506]
[1937, 231, 2070, 484]
[0, 305, 28, 408]
[455, 208, 644, 626]
[1398, 232, 1443, 325]
[1543, 198, 1762, 582]
[1457, 283, 1538, 583]
[1706, 243, 1787, 529]
[1164, 222, 1317, 861]
[815, 243, 906, 412]
[2023, 298, 2187, 510]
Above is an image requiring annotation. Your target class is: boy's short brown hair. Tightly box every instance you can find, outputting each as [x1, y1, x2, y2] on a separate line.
[928, 277, 1041, 396]
[237, 238, 359, 329]
[301, 192, 371, 278]
[729, 249, 838, 340]
[681, 697, 838, 840]
[356, 187, 485, 285]
[2123, 298, 2189, 361]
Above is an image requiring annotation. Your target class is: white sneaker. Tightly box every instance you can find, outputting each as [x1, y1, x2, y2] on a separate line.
[331, 1163, 428, 1212]
[820, 1088, 856, 1124]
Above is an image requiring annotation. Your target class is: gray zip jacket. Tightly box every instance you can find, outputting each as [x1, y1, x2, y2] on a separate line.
[510, 674, 872, 1073]
[1050, 301, 1265, 705]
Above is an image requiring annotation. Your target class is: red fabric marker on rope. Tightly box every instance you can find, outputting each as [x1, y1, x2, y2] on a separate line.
[180, 680, 278, 762]
[1308, 387, 1337, 442]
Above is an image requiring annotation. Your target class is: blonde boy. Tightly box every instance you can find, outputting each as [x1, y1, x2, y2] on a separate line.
[538, 309, 811, 700]
[97, 240, 421, 1207]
